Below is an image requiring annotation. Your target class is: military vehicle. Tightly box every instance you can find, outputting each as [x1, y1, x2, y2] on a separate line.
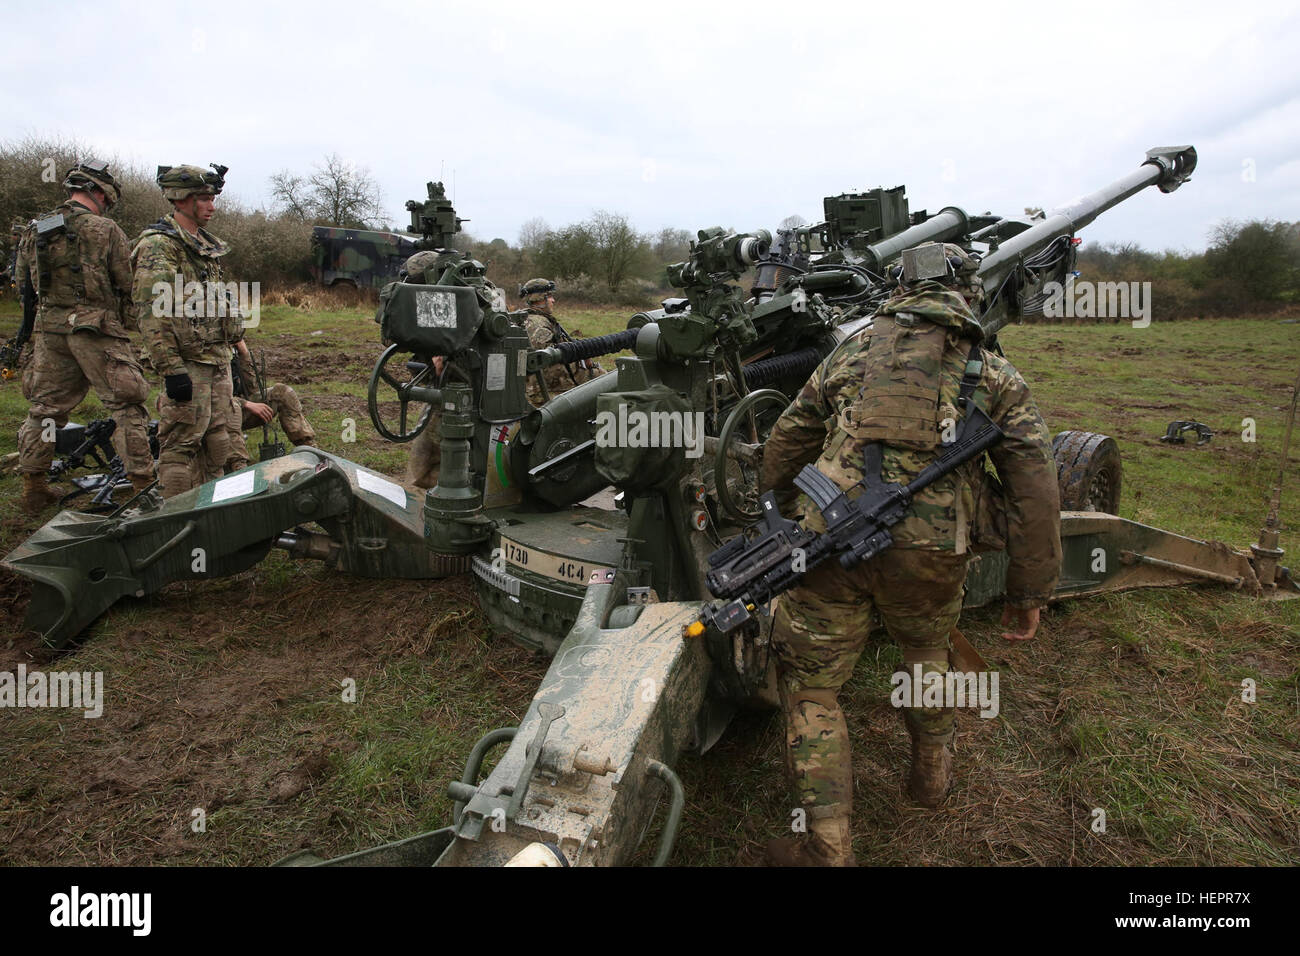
[7, 145, 1295, 866]
[310, 225, 420, 289]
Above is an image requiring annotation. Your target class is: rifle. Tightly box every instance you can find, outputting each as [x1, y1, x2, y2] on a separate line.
[233, 347, 285, 461]
[1, 276, 37, 381]
[690, 404, 1004, 637]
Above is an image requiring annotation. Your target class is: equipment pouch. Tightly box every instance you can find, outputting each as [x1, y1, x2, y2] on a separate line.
[67, 307, 108, 334]
[594, 386, 695, 491]
[220, 309, 243, 342]
[843, 316, 946, 451]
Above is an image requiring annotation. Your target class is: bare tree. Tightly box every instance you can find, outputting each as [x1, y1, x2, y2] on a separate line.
[307, 154, 385, 228]
[651, 227, 692, 263]
[269, 170, 312, 222]
[589, 210, 649, 293]
[778, 214, 808, 230]
[268, 154, 385, 228]
[518, 216, 551, 251]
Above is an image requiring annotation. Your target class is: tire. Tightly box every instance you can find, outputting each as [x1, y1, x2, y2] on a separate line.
[1052, 430, 1122, 513]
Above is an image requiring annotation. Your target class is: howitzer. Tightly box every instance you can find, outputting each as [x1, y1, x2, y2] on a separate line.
[14, 145, 1288, 870]
[694, 404, 1004, 637]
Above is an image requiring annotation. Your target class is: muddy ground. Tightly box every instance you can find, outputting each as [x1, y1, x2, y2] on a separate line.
[1, 310, 1297, 866]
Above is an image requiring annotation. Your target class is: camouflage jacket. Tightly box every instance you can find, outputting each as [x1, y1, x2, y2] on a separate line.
[132, 214, 243, 374]
[523, 308, 603, 404]
[760, 281, 1062, 608]
[14, 200, 135, 338]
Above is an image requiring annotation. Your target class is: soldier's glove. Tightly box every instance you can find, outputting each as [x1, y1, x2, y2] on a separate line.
[164, 372, 193, 402]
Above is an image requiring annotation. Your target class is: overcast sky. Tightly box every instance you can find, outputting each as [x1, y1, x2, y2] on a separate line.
[4, 0, 1296, 253]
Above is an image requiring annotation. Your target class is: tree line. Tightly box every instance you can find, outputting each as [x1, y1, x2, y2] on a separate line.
[3, 136, 1296, 314]
[1073, 220, 1300, 319]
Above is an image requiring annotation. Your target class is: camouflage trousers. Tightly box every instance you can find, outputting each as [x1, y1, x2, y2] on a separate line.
[156, 361, 234, 498]
[407, 412, 443, 489]
[771, 546, 970, 813]
[18, 330, 153, 482]
[223, 383, 317, 472]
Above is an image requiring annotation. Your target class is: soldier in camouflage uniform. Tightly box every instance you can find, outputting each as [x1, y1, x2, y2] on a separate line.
[403, 250, 449, 489]
[133, 164, 244, 498]
[760, 243, 1061, 866]
[221, 337, 316, 472]
[519, 278, 603, 406]
[14, 161, 154, 512]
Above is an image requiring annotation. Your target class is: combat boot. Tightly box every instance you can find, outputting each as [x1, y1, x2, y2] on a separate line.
[20, 473, 58, 513]
[765, 813, 857, 867]
[908, 729, 954, 808]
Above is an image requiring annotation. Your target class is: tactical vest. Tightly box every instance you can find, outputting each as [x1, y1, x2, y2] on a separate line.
[839, 313, 965, 450]
[32, 204, 95, 308]
[139, 218, 242, 354]
[814, 314, 988, 550]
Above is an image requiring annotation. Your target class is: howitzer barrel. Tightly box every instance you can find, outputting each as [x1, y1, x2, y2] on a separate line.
[859, 206, 969, 274]
[975, 146, 1196, 336]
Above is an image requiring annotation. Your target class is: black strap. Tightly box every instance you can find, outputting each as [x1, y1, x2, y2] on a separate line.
[956, 340, 984, 411]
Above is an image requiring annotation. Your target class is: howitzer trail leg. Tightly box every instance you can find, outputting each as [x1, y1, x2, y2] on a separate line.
[4, 449, 458, 648]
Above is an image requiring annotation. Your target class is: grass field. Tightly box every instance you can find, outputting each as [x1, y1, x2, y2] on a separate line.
[0, 300, 1297, 866]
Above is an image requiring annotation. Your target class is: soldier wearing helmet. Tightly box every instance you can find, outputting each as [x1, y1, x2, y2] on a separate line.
[13, 159, 154, 512]
[518, 277, 603, 406]
[759, 240, 1061, 865]
[132, 163, 244, 497]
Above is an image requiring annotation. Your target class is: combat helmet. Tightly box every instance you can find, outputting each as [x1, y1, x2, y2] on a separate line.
[402, 250, 441, 281]
[63, 159, 121, 209]
[519, 277, 556, 305]
[156, 163, 228, 201]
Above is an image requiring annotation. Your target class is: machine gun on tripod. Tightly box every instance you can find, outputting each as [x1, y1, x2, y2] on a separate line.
[45, 418, 159, 512]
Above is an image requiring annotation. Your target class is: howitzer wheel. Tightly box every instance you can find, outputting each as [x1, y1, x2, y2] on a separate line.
[714, 388, 790, 522]
[1052, 430, 1122, 513]
[367, 343, 435, 443]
